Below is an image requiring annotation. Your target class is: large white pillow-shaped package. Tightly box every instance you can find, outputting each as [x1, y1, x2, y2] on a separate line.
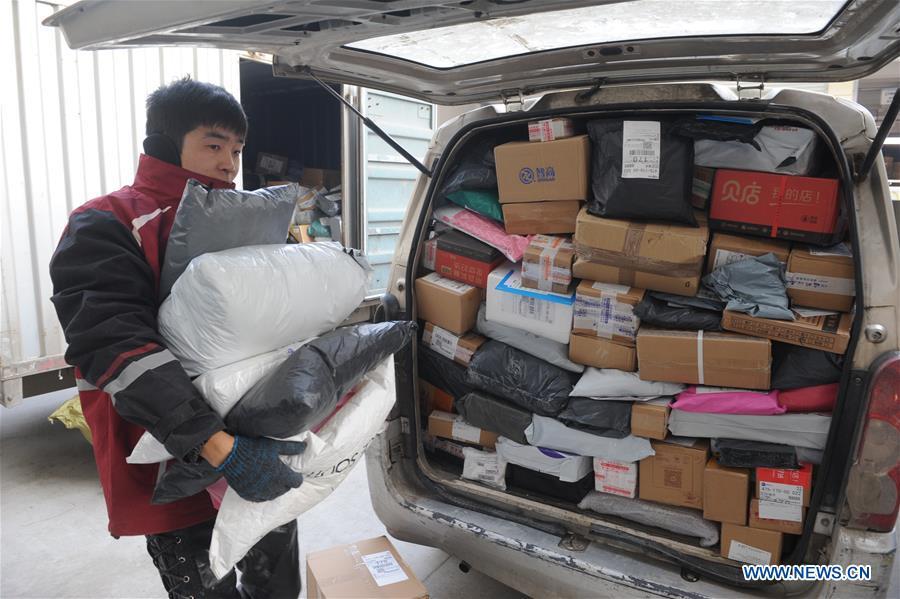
[126, 341, 309, 465]
[159, 242, 367, 376]
[208, 356, 396, 578]
[571, 368, 685, 398]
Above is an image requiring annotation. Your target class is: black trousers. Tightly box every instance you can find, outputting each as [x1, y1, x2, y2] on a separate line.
[145, 518, 301, 599]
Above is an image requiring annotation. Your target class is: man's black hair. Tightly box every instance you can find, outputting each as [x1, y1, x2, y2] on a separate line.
[145, 77, 247, 150]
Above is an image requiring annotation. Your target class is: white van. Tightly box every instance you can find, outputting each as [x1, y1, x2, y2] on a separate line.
[46, 1, 900, 597]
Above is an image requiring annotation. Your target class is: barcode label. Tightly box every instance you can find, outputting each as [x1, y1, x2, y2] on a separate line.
[622, 121, 660, 179]
[362, 550, 409, 587]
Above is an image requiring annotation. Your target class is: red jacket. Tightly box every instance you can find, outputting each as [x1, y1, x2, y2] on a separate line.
[50, 155, 233, 536]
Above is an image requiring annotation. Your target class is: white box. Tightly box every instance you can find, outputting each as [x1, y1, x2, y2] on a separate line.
[593, 458, 638, 498]
[528, 118, 575, 142]
[495, 437, 592, 483]
[486, 262, 575, 344]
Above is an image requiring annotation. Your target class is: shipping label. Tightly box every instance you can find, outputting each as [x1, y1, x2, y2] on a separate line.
[758, 498, 803, 523]
[425, 325, 460, 362]
[423, 238, 438, 271]
[451, 418, 484, 444]
[594, 459, 637, 497]
[573, 296, 637, 339]
[760, 480, 804, 507]
[809, 242, 851, 258]
[728, 541, 772, 565]
[785, 272, 855, 296]
[499, 293, 556, 324]
[422, 272, 475, 295]
[362, 550, 409, 587]
[622, 121, 661, 179]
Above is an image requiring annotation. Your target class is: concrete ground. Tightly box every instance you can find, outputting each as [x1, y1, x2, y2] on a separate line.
[0, 389, 526, 599]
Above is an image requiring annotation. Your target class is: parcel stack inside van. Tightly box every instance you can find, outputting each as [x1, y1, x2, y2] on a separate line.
[414, 114, 850, 566]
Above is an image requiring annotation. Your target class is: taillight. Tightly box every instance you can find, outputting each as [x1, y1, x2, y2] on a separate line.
[846, 353, 900, 532]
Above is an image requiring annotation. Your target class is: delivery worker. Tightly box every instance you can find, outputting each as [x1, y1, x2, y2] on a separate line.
[49, 77, 304, 598]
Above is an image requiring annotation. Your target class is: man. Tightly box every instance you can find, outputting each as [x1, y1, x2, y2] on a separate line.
[50, 77, 304, 598]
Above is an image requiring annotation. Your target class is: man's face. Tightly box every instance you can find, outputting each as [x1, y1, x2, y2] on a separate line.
[180, 126, 244, 183]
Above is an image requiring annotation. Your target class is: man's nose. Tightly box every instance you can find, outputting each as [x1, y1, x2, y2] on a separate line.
[220, 154, 238, 174]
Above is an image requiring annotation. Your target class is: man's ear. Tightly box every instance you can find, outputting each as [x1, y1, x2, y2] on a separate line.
[143, 133, 181, 167]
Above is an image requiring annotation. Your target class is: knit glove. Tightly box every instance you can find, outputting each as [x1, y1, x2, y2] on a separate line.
[215, 436, 306, 502]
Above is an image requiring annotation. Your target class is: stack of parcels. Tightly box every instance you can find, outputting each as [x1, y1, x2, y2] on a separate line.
[288, 180, 343, 243]
[414, 115, 852, 567]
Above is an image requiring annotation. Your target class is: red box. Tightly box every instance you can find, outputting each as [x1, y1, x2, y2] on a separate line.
[435, 249, 502, 289]
[710, 170, 840, 244]
[756, 463, 813, 507]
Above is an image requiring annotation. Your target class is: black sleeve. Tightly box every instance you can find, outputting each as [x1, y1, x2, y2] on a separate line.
[49, 208, 224, 460]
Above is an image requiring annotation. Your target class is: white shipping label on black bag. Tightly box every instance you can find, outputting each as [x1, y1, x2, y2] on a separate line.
[622, 121, 661, 179]
[362, 550, 409, 587]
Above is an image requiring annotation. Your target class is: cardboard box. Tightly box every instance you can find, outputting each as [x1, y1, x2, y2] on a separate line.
[494, 135, 590, 203]
[706, 232, 791, 274]
[486, 264, 575, 344]
[301, 167, 341, 189]
[630, 399, 670, 441]
[528, 117, 576, 142]
[692, 166, 716, 209]
[573, 258, 700, 297]
[639, 438, 708, 509]
[502, 201, 581, 235]
[593, 458, 638, 498]
[749, 499, 804, 535]
[521, 235, 576, 294]
[415, 273, 481, 335]
[428, 410, 498, 449]
[434, 230, 503, 289]
[572, 280, 644, 345]
[636, 328, 772, 390]
[306, 535, 428, 599]
[756, 463, 813, 508]
[720, 524, 783, 566]
[703, 459, 749, 525]
[569, 332, 636, 372]
[721, 310, 851, 355]
[422, 322, 486, 367]
[710, 169, 840, 244]
[419, 379, 454, 414]
[289, 224, 313, 244]
[786, 245, 855, 312]
[574, 207, 709, 277]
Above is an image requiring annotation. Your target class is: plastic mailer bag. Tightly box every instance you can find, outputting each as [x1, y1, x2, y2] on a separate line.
[455, 391, 532, 445]
[668, 410, 831, 450]
[158, 242, 368, 376]
[586, 119, 696, 225]
[633, 293, 722, 331]
[226, 322, 415, 439]
[672, 387, 785, 416]
[467, 340, 576, 416]
[703, 253, 794, 320]
[772, 343, 843, 390]
[446, 189, 504, 222]
[779, 384, 839, 413]
[208, 356, 397, 579]
[433, 206, 530, 263]
[418, 343, 473, 400]
[48, 395, 93, 444]
[461, 447, 507, 490]
[712, 438, 799, 469]
[578, 492, 719, 547]
[571, 368, 684, 399]
[557, 398, 631, 438]
[495, 437, 592, 483]
[526, 415, 654, 461]
[159, 180, 298, 300]
[694, 124, 818, 175]
[476, 304, 583, 373]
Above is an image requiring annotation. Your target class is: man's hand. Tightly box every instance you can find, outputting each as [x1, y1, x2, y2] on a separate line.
[213, 435, 306, 502]
[201, 431, 236, 467]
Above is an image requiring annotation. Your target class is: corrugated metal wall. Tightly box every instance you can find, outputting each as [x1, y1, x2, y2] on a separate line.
[0, 0, 241, 403]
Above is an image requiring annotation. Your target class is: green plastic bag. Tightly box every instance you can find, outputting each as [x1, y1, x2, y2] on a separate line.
[446, 189, 504, 222]
[308, 219, 332, 238]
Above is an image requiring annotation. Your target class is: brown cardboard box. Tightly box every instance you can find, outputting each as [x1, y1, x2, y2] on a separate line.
[419, 379, 454, 414]
[502, 201, 581, 235]
[706, 233, 791, 274]
[427, 410, 498, 449]
[593, 458, 638, 498]
[414, 273, 481, 335]
[306, 535, 428, 599]
[569, 333, 637, 372]
[301, 167, 341, 189]
[521, 235, 576, 294]
[636, 328, 772, 390]
[720, 524, 783, 565]
[494, 135, 590, 203]
[749, 499, 804, 535]
[572, 258, 701, 297]
[630, 400, 670, 441]
[786, 246, 855, 312]
[574, 207, 709, 276]
[639, 438, 708, 509]
[721, 310, 851, 355]
[528, 117, 576, 142]
[421, 323, 486, 366]
[572, 280, 644, 345]
[703, 459, 749, 525]
[692, 166, 716, 210]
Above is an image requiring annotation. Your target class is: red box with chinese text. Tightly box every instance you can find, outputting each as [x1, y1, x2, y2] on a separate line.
[710, 170, 840, 244]
[756, 463, 813, 507]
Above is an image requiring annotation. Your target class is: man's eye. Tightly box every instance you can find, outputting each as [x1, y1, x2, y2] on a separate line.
[233, 150, 242, 157]
[209, 144, 221, 151]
